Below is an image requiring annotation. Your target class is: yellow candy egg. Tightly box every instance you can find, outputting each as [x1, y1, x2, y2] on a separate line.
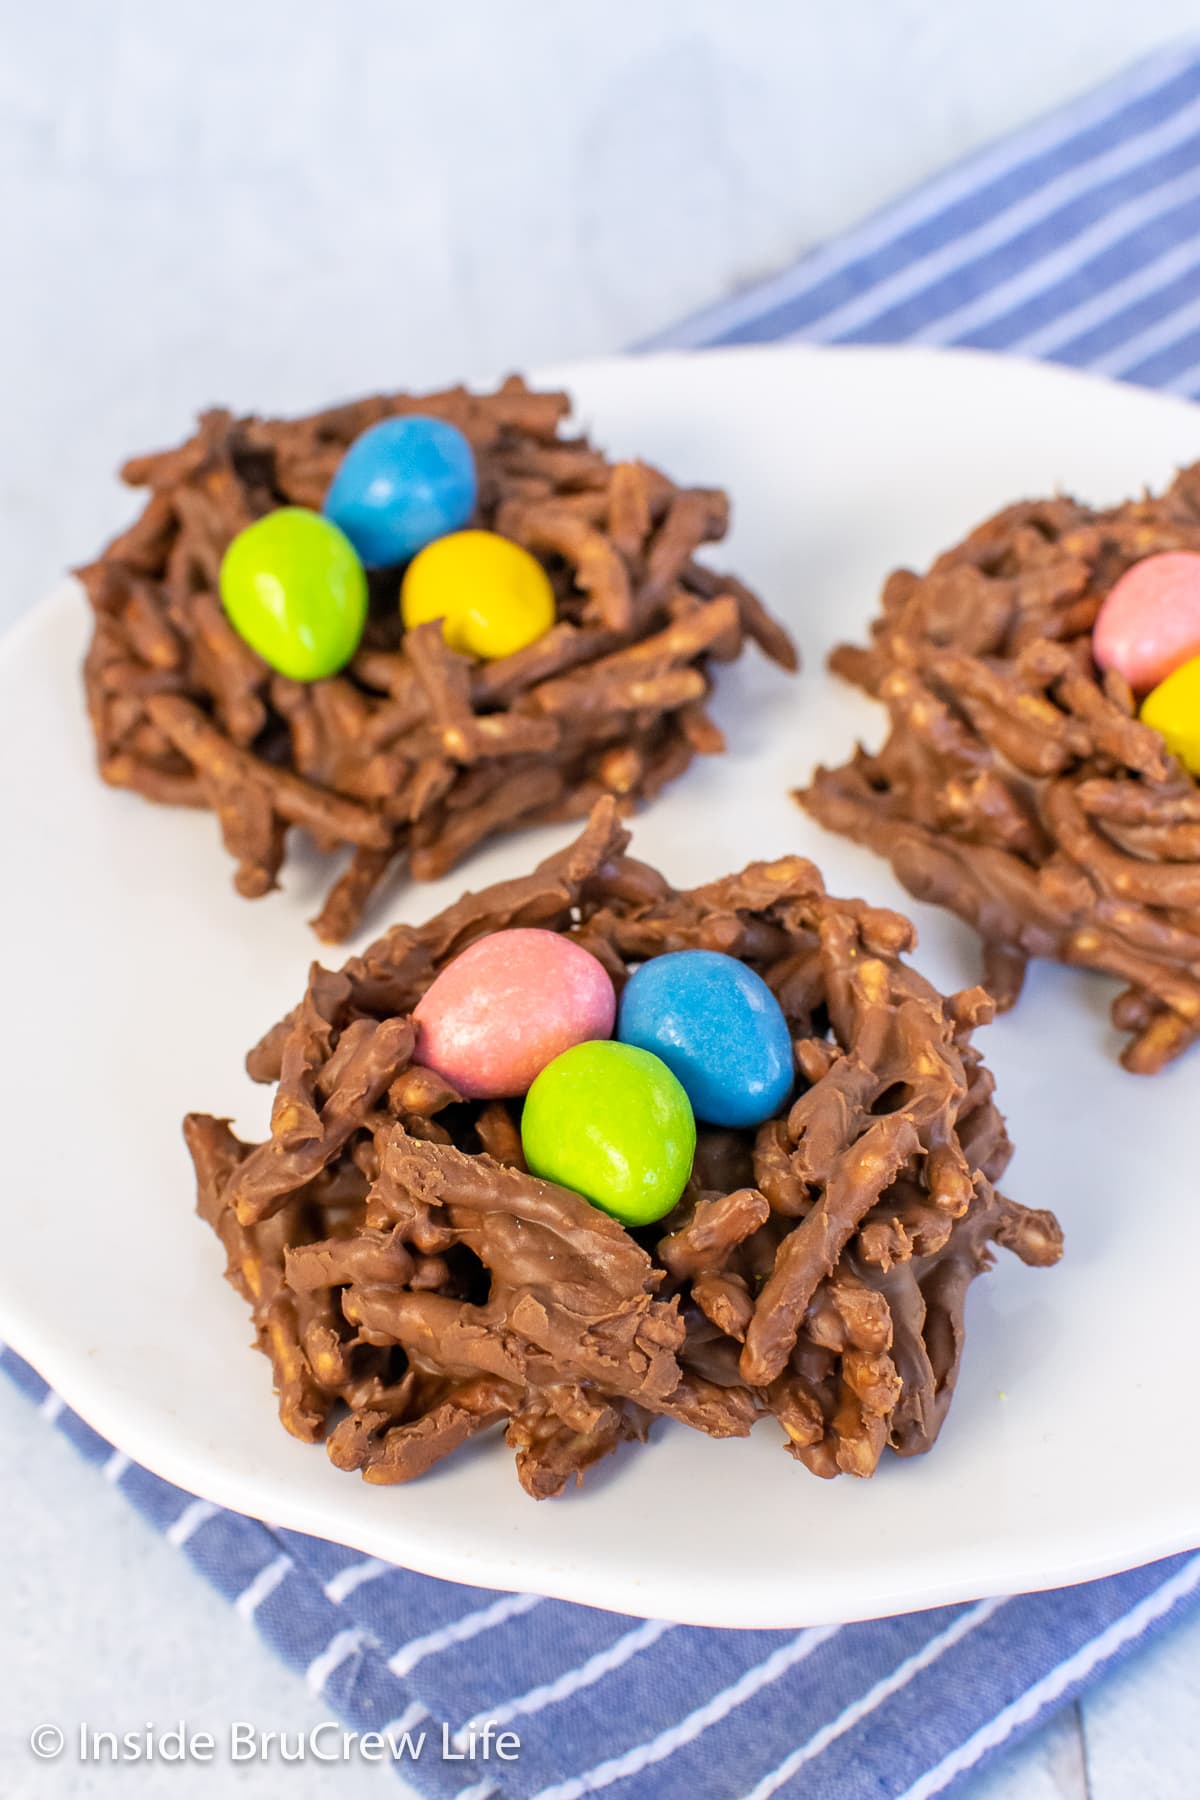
[400, 528, 555, 661]
[1140, 653, 1200, 775]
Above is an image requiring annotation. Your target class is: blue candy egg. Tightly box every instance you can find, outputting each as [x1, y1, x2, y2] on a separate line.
[617, 949, 793, 1129]
[323, 415, 476, 567]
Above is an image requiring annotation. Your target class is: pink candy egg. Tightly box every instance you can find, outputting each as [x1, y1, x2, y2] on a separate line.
[412, 928, 617, 1099]
[1093, 551, 1200, 694]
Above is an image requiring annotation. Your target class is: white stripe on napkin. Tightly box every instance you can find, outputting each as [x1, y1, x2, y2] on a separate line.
[453, 1618, 676, 1745]
[323, 1555, 392, 1605]
[529, 1625, 843, 1800]
[164, 1499, 217, 1548]
[1165, 349, 1200, 393]
[742, 1599, 1005, 1800]
[234, 1553, 292, 1621]
[904, 158, 1200, 348]
[306, 1627, 368, 1695]
[1010, 235, 1200, 361]
[379, 1701, 431, 1738]
[899, 1553, 1200, 1800]
[1098, 290, 1200, 379]
[819, 95, 1200, 348]
[645, 47, 1200, 349]
[101, 1449, 130, 1485]
[387, 1590, 542, 1680]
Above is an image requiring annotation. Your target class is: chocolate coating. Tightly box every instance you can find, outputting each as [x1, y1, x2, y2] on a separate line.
[800, 466, 1200, 1073]
[78, 378, 796, 942]
[185, 799, 1059, 1498]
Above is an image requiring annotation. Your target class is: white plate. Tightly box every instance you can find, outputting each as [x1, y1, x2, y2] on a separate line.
[4, 344, 1198, 1630]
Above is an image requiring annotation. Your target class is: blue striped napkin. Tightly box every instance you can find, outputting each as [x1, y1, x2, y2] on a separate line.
[9, 40, 1200, 1799]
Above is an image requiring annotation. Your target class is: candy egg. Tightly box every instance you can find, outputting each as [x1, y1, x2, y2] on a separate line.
[617, 949, 793, 1128]
[1093, 551, 1200, 694]
[219, 508, 368, 681]
[412, 928, 616, 1099]
[323, 415, 477, 567]
[521, 1040, 696, 1227]
[401, 529, 555, 661]
[1140, 653, 1200, 775]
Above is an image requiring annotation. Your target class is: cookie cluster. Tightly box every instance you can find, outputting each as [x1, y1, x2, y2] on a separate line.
[186, 801, 1060, 1498]
[80, 379, 795, 940]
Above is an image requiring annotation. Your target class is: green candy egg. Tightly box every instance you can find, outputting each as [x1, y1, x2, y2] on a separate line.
[219, 507, 368, 681]
[521, 1040, 696, 1228]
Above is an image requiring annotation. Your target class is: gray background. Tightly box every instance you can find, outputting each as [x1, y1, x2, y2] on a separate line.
[4, 4, 1200, 1794]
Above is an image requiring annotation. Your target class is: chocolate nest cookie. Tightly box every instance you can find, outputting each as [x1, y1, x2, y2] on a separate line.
[79, 378, 795, 942]
[800, 464, 1200, 1073]
[185, 799, 1060, 1499]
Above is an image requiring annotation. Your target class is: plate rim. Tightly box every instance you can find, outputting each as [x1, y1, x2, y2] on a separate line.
[5, 339, 1200, 1629]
